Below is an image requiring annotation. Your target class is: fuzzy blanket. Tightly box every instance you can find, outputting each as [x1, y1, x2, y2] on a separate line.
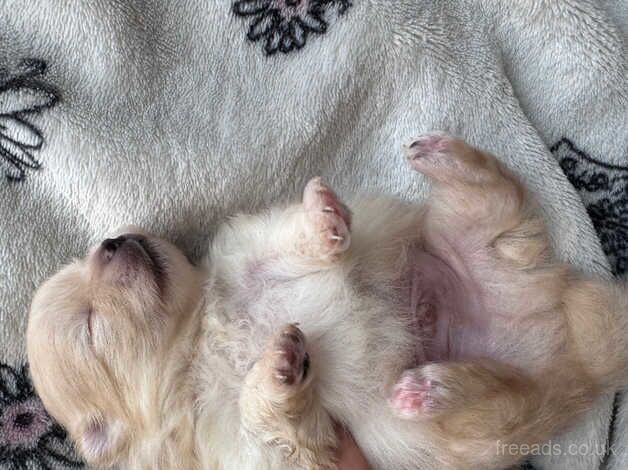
[0, 1, 626, 468]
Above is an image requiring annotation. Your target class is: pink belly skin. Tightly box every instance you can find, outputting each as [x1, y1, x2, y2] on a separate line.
[403, 245, 490, 364]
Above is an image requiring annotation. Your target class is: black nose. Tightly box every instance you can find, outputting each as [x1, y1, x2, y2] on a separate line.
[101, 236, 127, 258]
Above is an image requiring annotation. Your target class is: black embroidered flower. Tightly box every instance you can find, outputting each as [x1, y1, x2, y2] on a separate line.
[519, 463, 536, 470]
[552, 138, 628, 278]
[233, 0, 352, 55]
[0, 58, 59, 182]
[0, 362, 83, 469]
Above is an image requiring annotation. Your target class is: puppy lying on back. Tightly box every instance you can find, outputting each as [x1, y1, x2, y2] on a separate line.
[27, 133, 628, 469]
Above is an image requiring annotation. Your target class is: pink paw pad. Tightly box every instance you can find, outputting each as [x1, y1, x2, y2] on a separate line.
[405, 133, 452, 162]
[390, 372, 439, 419]
[272, 325, 310, 386]
[302, 177, 351, 256]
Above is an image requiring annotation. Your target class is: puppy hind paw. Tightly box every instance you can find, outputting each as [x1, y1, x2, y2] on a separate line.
[389, 367, 452, 420]
[404, 132, 460, 176]
[405, 132, 452, 159]
[404, 132, 499, 186]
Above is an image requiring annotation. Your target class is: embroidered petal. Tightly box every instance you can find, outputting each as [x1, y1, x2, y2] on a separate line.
[248, 10, 277, 40]
[233, 0, 272, 16]
[15, 59, 47, 80]
[289, 19, 307, 48]
[0, 364, 22, 403]
[0, 116, 43, 149]
[553, 138, 628, 278]
[0, 445, 11, 463]
[335, 0, 352, 14]
[298, 12, 327, 33]
[38, 428, 83, 467]
[265, 30, 282, 55]
[233, 0, 350, 55]
[0, 398, 53, 449]
[0, 157, 25, 181]
[0, 140, 41, 170]
[0, 84, 57, 115]
[279, 34, 295, 53]
[0, 363, 83, 466]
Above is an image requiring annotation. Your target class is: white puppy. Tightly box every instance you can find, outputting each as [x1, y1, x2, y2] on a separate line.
[27, 134, 628, 469]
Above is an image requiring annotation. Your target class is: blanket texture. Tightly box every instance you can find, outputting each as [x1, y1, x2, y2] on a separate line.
[0, 1, 626, 468]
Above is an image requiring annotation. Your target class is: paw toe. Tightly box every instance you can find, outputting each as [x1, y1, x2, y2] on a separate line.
[300, 177, 352, 258]
[390, 370, 443, 419]
[271, 325, 309, 386]
[405, 132, 453, 162]
[304, 177, 351, 226]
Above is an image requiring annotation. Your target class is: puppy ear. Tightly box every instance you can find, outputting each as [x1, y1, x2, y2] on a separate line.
[77, 420, 126, 465]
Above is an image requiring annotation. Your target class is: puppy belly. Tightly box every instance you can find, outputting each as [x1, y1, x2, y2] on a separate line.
[402, 245, 489, 363]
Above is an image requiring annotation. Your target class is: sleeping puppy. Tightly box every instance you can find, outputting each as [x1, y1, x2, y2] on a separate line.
[27, 133, 628, 469]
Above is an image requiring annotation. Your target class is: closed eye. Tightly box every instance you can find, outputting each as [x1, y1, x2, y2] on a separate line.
[87, 308, 94, 340]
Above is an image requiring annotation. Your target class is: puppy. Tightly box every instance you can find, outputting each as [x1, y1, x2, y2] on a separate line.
[27, 133, 628, 469]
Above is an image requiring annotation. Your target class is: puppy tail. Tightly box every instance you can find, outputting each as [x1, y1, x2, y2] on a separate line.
[564, 277, 628, 390]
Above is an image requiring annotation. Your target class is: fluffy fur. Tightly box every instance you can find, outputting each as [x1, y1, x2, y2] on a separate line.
[27, 133, 628, 469]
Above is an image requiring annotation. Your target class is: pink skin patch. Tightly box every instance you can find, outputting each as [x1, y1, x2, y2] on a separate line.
[275, 0, 308, 17]
[389, 371, 438, 419]
[401, 247, 462, 363]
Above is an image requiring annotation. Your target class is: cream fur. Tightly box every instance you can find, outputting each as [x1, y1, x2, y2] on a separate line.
[27, 134, 628, 469]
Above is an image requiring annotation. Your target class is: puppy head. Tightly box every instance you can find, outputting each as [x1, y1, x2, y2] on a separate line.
[26, 227, 204, 466]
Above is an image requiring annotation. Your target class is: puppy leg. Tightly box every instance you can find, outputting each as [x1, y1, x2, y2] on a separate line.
[406, 133, 523, 219]
[407, 133, 552, 261]
[405, 132, 522, 206]
[390, 360, 594, 449]
[564, 279, 628, 390]
[240, 324, 337, 469]
[390, 361, 537, 425]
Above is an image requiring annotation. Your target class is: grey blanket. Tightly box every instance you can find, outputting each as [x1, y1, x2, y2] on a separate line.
[0, 1, 626, 469]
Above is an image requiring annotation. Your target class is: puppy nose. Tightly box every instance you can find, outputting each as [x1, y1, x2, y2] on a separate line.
[101, 236, 127, 259]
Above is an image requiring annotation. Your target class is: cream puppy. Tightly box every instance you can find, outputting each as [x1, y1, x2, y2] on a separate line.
[27, 133, 628, 470]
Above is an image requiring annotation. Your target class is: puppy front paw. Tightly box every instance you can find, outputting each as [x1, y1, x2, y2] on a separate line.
[270, 324, 310, 387]
[299, 177, 351, 259]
